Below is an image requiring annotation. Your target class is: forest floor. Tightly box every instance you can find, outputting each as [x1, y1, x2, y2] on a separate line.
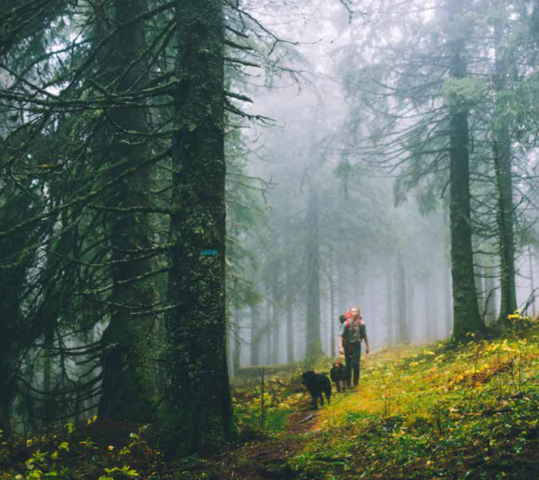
[4, 318, 539, 479]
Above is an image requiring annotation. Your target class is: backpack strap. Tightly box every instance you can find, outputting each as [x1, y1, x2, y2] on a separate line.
[347, 318, 362, 328]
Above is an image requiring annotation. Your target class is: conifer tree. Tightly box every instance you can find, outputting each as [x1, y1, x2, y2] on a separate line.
[446, 0, 485, 339]
[162, 0, 233, 455]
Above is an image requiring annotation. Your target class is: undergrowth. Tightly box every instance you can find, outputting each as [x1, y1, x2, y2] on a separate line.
[5, 321, 539, 479]
[233, 370, 307, 438]
[0, 420, 162, 480]
[0, 368, 309, 479]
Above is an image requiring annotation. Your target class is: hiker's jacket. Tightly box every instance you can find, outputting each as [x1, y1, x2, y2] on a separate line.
[341, 319, 367, 345]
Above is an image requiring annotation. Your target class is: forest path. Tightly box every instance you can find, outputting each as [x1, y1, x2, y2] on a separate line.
[213, 409, 321, 479]
[204, 357, 389, 479]
[172, 351, 401, 478]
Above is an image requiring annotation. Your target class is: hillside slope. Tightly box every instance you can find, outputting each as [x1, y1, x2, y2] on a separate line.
[289, 325, 539, 479]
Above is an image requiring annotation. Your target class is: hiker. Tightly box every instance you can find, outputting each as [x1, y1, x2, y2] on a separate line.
[339, 306, 370, 387]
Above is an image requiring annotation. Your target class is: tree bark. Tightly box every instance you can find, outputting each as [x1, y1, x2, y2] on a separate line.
[529, 247, 536, 316]
[0, 329, 19, 437]
[443, 265, 453, 337]
[162, 0, 232, 455]
[386, 258, 394, 345]
[285, 262, 294, 364]
[484, 265, 498, 325]
[40, 325, 55, 425]
[305, 185, 322, 360]
[271, 255, 281, 364]
[233, 313, 241, 372]
[396, 249, 408, 343]
[425, 272, 436, 341]
[407, 274, 415, 341]
[475, 261, 485, 322]
[250, 305, 260, 366]
[0, 181, 40, 436]
[446, 0, 485, 340]
[98, 0, 156, 423]
[329, 245, 336, 358]
[0, 240, 30, 436]
[43, 328, 53, 397]
[493, 8, 517, 327]
[265, 295, 272, 365]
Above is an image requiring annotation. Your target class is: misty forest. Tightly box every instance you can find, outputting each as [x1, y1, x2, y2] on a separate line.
[4, 0, 539, 478]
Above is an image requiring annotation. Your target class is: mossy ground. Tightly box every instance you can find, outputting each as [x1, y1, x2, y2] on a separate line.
[4, 322, 539, 479]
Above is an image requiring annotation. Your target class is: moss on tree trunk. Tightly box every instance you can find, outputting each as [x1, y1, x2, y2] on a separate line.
[161, 0, 233, 456]
[447, 0, 485, 341]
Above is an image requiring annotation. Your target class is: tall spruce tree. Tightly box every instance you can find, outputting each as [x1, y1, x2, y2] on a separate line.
[492, 1, 517, 326]
[97, 0, 157, 423]
[446, 0, 485, 339]
[162, 0, 233, 455]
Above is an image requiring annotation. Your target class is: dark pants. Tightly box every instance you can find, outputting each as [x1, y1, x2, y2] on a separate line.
[345, 343, 361, 387]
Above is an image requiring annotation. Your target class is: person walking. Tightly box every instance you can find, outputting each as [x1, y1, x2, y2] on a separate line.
[339, 306, 370, 387]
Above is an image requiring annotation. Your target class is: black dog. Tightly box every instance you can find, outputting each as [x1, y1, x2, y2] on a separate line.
[301, 371, 332, 410]
[330, 361, 346, 393]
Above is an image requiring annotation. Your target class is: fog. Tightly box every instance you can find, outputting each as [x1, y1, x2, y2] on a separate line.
[2, 0, 539, 440]
[227, 0, 539, 371]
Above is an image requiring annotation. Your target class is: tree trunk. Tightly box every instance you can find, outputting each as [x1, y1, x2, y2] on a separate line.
[336, 252, 344, 314]
[233, 313, 241, 372]
[305, 185, 322, 359]
[484, 264, 498, 325]
[250, 305, 260, 366]
[285, 263, 294, 364]
[0, 186, 38, 436]
[329, 244, 336, 357]
[98, 0, 156, 423]
[529, 247, 536, 316]
[432, 270, 441, 341]
[265, 296, 272, 365]
[425, 273, 436, 341]
[40, 325, 56, 425]
[446, 0, 485, 340]
[493, 10, 517, 327]
[0, 333, 18, 437]
[475, 261, 485, 321]
[162, 0, 232, 455]
[0, 258, 27, 436]
[271, 257, 280, 364]
[443, 265, 453, 338]
[386, 258, 394, 345]
[407, 275, 416, 341]
[396, 250, 408, 343]
[43, 327, 53, 395]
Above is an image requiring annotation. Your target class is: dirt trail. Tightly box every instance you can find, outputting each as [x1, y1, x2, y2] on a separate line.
[208, 410, 321, 479]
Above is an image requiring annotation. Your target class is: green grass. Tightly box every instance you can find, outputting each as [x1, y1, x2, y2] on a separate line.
[288, 321, 539, 479]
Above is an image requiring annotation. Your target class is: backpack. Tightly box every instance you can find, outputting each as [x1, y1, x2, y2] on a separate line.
[343, 317, 363, 346]
[346, 317, 363, 328]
